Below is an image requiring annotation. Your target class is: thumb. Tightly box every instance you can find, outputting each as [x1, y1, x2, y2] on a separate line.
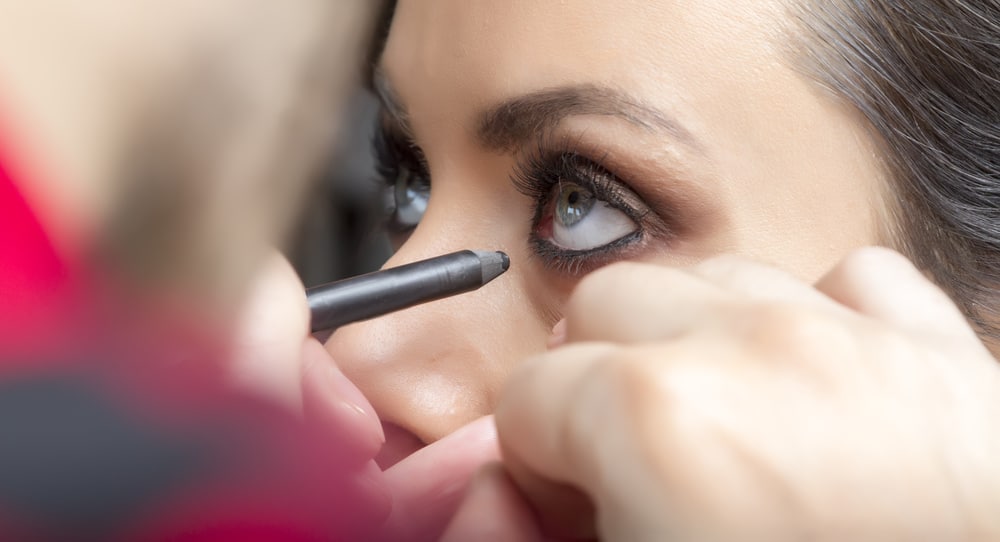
[230, 251, 309, 408]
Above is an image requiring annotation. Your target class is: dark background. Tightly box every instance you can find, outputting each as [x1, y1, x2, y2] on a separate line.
[288, 88, 391, 288]
[289, 2, 397, 287]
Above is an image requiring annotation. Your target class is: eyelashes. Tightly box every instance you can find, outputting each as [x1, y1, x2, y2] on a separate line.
[509, 137, 652, 274]
[372, 118, 428, 186]
[372, 118, 430, 236]
[510, 137, 650, 227]
[372, 115, 659, 274]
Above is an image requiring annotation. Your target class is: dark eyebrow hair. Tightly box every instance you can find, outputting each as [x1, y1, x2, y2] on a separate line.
[477, 84, 702, 153]
[372, 68, 701, 154]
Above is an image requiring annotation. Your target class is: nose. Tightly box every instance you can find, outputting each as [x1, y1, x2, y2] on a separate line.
[324, 208, 550, 446]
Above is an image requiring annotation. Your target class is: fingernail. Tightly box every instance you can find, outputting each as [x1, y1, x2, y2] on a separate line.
[323, 360, 385, 444]
[547, 319, 567, 349]
[301, 341, 385, 454]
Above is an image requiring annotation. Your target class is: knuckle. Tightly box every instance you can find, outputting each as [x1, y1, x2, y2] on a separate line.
[738, 302, 846, 361]
[581, 347, 657, 402]
[574, 345, 697, 432]
[579, 346, 733, 476]
[562, 348, 655, 460]
[570, 347, 669, 430]
[836, 246, 917, 285]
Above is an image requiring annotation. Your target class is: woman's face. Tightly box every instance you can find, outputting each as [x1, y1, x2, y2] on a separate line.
[327, 0, 886, 464]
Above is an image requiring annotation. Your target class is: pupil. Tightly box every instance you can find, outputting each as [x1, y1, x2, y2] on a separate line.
[555, 183, 594, 228]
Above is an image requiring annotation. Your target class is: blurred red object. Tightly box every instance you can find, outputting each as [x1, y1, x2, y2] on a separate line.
[0, 114, 388, 541]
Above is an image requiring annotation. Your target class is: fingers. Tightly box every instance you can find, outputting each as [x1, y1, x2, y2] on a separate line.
[505, 249, 995, 541]
[497, 344, 618, 484]
[300, 338, 384, 464]
[377, 415, 501, 542]
[815, 247, 975, 339]
[234, 251, 389, 473]
[565, 262, 725, 344]
[500, 461, 596, 541]
[230, 252, 310, 408]
[565, 256, 836, 345]
[495, 343, 623, 539]
[439, 463, 546, 542]
[690, 254, 832, 306]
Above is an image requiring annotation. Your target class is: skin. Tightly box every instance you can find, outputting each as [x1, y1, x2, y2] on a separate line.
[9, 0, 994, 538]
[326, 0, 1000, 539]
[329, 0, 884, 461]
[2, 1, 498, 537]
[445, 250, 1000, 540]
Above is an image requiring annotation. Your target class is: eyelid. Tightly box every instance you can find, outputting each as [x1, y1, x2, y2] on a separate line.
[512, 140, 657, 231]
[573, 160, 651, 225]
[510, 139, 679, 274]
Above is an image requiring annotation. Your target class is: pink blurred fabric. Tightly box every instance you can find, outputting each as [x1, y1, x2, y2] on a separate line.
[0, 108, 389, 541]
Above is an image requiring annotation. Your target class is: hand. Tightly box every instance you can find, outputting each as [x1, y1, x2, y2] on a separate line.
[233, 252, 502, 541]
[446, 247, 1000, 540]
[232, 252, 382, 450]
[229, 252, 389, 530]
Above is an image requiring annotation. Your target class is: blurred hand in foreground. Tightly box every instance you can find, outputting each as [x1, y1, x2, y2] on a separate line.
[0, 1, 394, 539]
[443, 247, 1000, 541]
[234, 253, 502, 542]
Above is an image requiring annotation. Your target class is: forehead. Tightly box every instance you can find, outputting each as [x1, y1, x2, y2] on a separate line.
[381, 0, 788, 117]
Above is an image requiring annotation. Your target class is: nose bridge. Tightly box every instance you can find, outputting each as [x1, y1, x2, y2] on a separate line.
[327, 192, 545, 442]
[388, 173, 507, 264]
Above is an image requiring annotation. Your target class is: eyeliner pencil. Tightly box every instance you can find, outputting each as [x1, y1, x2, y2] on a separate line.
[307, 250, 510, 332]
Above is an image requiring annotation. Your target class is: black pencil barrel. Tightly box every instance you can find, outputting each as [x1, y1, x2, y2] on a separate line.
[307, 250, 509, 332]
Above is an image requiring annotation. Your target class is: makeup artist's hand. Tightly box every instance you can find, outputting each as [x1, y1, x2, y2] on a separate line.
[232, 252, 382, 452]
[443, 247, 1000, 541]
[231, 252, 502, 541]
[230, 252, 389, 523]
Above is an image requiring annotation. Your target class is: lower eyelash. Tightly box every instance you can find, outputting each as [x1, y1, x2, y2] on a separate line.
[529, 230, 644, 275]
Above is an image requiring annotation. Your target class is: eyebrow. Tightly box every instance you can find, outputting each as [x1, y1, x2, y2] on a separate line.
[372, 68, 702, 154]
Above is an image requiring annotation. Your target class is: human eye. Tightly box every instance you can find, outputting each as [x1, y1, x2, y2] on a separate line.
[372, 114, 430, 239]
[512, 146, 653, 274]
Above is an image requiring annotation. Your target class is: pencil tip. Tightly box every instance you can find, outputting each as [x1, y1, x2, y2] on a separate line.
[473, 250, 510, 284]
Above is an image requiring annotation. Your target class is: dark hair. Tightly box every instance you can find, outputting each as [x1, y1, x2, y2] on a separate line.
[791, 0, 1000, 346]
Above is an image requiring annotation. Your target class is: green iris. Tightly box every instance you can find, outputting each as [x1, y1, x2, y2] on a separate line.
[555, 184, 595, 228]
